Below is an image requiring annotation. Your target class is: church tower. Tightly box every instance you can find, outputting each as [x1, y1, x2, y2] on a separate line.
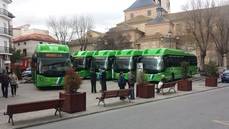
[154, 0, 170, 12]
[161, 0, 170, 12]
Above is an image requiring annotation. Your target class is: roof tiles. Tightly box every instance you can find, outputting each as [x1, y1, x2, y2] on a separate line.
[125, 0, 156, 11]
[13, 33, 58, 43]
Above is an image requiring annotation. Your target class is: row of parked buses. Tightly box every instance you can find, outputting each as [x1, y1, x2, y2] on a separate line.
[32, 43, 198, 89]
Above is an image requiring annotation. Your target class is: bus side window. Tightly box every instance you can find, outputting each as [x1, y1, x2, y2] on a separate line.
[86, 58, 91, 68]
[163, 57, 170, 67]
[108, 57, 115, 70]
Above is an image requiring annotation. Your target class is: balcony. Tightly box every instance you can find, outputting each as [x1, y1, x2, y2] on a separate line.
[0, 8, 14, 18]
[0, 46, 10, 54]
[0, 27, 12, 36]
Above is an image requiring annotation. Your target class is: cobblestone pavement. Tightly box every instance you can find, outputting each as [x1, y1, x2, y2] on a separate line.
[0, 78, 227, 129]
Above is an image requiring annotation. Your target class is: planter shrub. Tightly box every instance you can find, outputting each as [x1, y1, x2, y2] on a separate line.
[205, 61, 218, 87]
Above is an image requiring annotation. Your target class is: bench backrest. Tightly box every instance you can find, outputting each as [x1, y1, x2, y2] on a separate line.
[102, 90, 119, 98]
[102, 89, 130, 99]
[117, 89, 130, 97]
[6, 99, 64, 115]
[162, 82, 177, 89]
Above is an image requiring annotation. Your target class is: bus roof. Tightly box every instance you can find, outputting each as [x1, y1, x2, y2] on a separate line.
[115, 49, 142, 57]
[142, 48, 194, 56]
[72, 51, 96, 57]
[35, 43, 69, 53]
[93, 50, 116, 57]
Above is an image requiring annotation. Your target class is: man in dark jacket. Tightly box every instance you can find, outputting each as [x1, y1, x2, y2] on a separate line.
[2, 70, 10, 98]
[118, 72, 126, 100]
[90, 68, 97, 93]
[99, 68, 107, 92]
[128, 71, 136, 100]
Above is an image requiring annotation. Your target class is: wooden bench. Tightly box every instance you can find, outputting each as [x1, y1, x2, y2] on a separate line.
[96, 89, 131, 107]
[4, 99, 64, 125]
[157, 81, 177, 95]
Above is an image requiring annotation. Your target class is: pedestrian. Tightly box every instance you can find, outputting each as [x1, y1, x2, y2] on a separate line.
[156, 75, 166, 94]
[9, 72, 18, 96]
[90, 68, 97, 93]
[118, 72, 126, 100]
[1, 70, 10, 98]
[128, 71, 136, 100]
[99, 68, 107, 92]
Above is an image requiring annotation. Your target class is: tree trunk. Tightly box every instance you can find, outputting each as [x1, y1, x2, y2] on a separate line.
[200, 52, 206, 72]
[218, 54, 223, 67]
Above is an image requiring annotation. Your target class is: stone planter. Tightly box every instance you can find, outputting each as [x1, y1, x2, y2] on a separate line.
[59, 92, 86, 113]
[178, 79, 192, 91]
[205, 77, 218, 87]
[136, 83, 155, 98]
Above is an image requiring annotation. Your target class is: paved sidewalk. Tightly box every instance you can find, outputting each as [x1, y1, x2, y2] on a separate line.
[0, 79, 227, 129]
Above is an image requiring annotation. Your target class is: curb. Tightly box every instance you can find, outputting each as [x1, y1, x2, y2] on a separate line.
[15, 85, 227, 129]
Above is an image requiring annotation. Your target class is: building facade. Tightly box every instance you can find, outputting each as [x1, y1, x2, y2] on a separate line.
[13, 33, 58, 69]
[110, 0, 225, 67]
[69, 30, 104, 52]
[0, 0, 14, 73]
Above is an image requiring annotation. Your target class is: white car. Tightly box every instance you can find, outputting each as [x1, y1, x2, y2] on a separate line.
[22, 68, 32, 77]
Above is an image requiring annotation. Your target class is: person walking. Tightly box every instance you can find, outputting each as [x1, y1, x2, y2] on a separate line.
[118, 72, 126, 100]
[2, 70, 10, 98]
[90, 68, 97, 93]
[99, 68, 107, 92]
[9, 72, 18, 96]
[128, 71, 136, 100]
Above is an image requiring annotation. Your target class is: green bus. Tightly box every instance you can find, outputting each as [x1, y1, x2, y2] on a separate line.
[141, 48, 197, 82]
[114, 49, 142, 80]
[92, 50, 116, 80]
[72, 51, 95, 78]
[32, 44, 71, 88]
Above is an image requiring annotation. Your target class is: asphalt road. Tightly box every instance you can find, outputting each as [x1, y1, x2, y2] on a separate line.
[26, 87, 229, 129]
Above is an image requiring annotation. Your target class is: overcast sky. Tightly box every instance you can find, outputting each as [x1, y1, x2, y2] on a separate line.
[9, 0, 189, 32]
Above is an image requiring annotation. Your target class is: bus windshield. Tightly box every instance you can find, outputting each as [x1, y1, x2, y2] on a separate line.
[115, 57, 132, 72]
[141, 56, 164, 74]
[38, 58, 71, 77]
[72, 57, 86, 70]
[94, 58, 107, 70]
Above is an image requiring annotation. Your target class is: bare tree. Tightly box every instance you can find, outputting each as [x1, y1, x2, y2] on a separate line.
[210, 2, 229, 67]
[47, 17, 73, 44]
[95, 30, 133, 50]
[74, 16, 94, 51]
[183, 0, 216, 71]
[47, 15, 93, 47]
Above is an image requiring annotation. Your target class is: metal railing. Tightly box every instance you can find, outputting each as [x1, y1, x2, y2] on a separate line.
[0, 8, 14, 18]
[0, 27, 12, 36]
[0, 46, 9, 53]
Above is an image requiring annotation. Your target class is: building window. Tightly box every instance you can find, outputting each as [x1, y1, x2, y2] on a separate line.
[18, 43, 20, 46]
[130, 13, 134, 18]
[24, 42, 26, 45]
[147, 10, 152, 16]
[23, 49, 27, 57]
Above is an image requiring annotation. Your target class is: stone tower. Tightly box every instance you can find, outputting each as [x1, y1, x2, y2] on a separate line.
[153, 0, 170, 12]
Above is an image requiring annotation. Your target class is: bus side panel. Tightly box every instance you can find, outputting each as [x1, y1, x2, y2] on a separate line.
[78, 70, 91, 79]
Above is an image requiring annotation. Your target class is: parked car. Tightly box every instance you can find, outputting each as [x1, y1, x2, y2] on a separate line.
[22, 68, 32, 78]
[221, 70, 229, 83]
